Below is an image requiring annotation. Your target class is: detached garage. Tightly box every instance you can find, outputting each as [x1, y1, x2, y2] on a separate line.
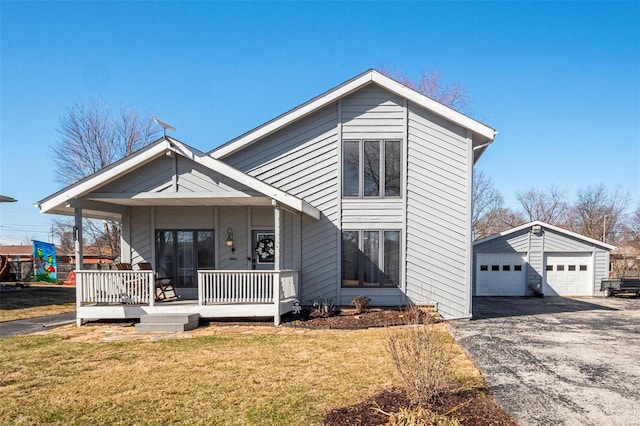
[473, 221, 615, 297]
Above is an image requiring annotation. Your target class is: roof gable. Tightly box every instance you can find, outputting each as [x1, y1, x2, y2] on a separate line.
[37, 138, 320, 220]
[209, 69, 497, 160]
[473, 220, 616, 251]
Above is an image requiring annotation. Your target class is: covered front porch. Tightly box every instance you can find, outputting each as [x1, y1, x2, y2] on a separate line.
[75, 269, 299, 325]
[36, 138, 321, 326]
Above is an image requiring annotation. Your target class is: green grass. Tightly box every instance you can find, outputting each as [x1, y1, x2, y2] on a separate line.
[0, 284, 75, 322]
[0, 325, 485, 425]
[0, 328, 416, 425]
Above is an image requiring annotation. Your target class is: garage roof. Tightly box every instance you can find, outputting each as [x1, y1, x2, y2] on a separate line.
[474, 220, 616, 251]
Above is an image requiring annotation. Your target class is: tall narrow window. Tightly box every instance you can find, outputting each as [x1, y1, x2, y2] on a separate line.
[384, 141, 401, 196]
[343, 141, 360, 196]
[362, 231, 380, 285]
[341, 231, 360, 287]
[384, 231, 400, 286]
[363, 141, 380, 197]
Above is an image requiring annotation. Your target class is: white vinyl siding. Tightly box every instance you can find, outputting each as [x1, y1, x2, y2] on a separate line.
[341, 84, 405, 139]
[224, 104, 339, 303]
[129, 206, 152, 265]
[97, 155, 259, 197]
[405, 103, 470, 318]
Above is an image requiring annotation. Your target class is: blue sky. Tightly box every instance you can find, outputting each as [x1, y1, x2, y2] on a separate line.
[1, 1, 638, 245]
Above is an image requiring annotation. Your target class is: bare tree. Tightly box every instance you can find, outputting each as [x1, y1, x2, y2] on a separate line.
[620, 206, 640, 250]
[380, 67, 470, 112]
[54, 99, 158, 185]
[474, 207, 526, 240]
[52, 99, 159, 258]
[565, 184, 629, 242]
[472, 170, 505, 238]
[516, 185, 570, 225]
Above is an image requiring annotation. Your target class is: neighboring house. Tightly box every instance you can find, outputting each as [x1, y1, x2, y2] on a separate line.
[37, 69, 497, 325]
[0, 244, 113, 282]
[473, 221, 615, 297]
[609, 246, 640, 278]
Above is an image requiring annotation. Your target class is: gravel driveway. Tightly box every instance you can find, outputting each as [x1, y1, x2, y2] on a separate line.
[455, 297, 640, 426]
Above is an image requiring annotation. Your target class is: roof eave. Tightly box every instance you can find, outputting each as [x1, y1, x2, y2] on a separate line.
[210, 69, 497, 160]
[474, 220, 616, 251]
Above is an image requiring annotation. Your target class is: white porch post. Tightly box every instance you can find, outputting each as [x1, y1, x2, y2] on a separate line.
[74, 208, 84, 327]
[273, 201, 283, 326]
[273, 201, 283, 271]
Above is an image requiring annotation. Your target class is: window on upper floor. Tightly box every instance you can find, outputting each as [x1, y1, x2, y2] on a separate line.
[343, 139, 401, 198]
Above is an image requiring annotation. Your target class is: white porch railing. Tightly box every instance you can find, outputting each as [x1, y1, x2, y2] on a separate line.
[198, 270, 299, 305]
[75, 269, 299, 311]
[76, 270, 155, 305]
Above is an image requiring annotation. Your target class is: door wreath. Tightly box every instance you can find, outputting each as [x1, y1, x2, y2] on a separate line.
[255, 237, 275, 262]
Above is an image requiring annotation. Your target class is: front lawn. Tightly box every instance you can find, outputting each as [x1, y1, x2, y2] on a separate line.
[0, 325, 486, 425]
[0, 284, 75, 322]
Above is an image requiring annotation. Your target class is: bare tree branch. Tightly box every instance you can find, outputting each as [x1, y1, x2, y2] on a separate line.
[516, 185, 570, 224]
[565, 184, 629, 242]
[52, 99, 159, 257]
[380, 67, 471, 112]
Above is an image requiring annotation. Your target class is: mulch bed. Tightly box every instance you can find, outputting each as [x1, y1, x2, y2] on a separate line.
[282, 306, 438, 329]
[323, 387, 518, 426]
[285, 307, 517, 425]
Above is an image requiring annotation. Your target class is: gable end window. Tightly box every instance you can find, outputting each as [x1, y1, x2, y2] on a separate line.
[343, 140, 401, 198]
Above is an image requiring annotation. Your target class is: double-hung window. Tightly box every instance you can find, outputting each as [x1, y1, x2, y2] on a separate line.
[342, 230, 401, 287]
[343, 140, 401, 197]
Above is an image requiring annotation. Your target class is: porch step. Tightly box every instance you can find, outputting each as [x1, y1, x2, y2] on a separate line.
[135, 313, 200, 332]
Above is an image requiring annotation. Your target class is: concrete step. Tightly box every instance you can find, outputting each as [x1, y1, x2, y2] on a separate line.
[135, 322, 191, 332]
[135, 313, 199, 332]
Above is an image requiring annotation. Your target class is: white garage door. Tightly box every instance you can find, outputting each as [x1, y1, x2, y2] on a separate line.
[543, 253, 592, 296]
[476, 253, 527, 296]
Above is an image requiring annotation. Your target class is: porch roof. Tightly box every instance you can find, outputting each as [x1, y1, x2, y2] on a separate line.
[36, 138, 321, 220]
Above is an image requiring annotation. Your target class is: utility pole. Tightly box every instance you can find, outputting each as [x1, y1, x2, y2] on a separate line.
[603, 214, 609, 243]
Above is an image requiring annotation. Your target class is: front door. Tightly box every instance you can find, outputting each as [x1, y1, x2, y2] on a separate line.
[156, 230, 215, 299]
[252, 230, 275, 270]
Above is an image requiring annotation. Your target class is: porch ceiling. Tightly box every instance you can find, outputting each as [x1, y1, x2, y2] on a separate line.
[88, 194, 275, 207]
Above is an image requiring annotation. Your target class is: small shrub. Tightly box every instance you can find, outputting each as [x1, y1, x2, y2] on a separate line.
[385, 305, 455, 405]
[350, 295, 371, 314]
[311, 298, 336, 317]
[384, 406, 461, 426]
